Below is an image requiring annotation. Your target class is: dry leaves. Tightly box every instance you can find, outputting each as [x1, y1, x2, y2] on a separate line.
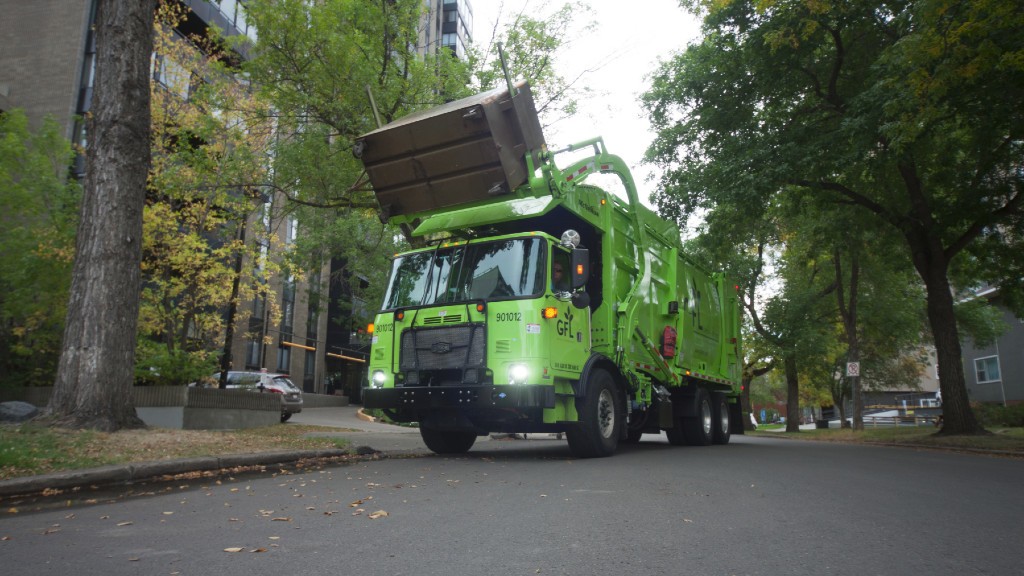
[368, 510, 388, 520]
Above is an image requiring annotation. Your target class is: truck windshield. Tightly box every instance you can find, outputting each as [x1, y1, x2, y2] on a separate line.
[382, 238, 546, 309]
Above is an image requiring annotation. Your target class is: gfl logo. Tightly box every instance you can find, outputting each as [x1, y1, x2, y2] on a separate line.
[556, 308, 574, 338]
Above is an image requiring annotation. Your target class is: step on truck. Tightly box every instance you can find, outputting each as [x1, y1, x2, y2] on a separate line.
[354, 81, 742, 457]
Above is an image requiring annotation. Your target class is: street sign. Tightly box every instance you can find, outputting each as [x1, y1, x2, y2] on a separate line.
[846, 362, 860, 377]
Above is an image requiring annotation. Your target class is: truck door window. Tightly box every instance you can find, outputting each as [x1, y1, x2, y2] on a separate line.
[551, 249, 570, 292]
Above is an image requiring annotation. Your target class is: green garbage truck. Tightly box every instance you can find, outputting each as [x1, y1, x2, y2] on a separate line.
[355, 82, 742, 457]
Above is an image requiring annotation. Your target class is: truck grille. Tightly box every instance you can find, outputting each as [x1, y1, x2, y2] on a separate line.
[399, 325, 486, 383]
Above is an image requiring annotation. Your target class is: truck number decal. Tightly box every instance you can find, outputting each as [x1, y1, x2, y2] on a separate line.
[376, 323, 394, 333]
[496, 312, 522, 322]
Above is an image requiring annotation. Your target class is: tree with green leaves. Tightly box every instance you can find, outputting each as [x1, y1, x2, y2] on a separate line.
[643, 0, 1024, 435]
[0, 110, 80, 388]
[137, 1, 277, 386]
[241, 0, 475, 309]
[471, 1, 596, 129]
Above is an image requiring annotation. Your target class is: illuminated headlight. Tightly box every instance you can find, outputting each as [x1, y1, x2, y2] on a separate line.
[371, 370, 386, 388]
[507, 364, 529, 385]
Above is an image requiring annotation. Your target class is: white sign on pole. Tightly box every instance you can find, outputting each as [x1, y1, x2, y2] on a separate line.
[846, 362, 860, 377]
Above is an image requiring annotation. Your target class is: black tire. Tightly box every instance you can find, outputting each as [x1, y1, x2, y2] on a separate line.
[420, 426, 477, 454]
[280, 413, 292, 423]
[682, 387, 713, 446]
[712, 393, 731, 445]
[566, 369, 621, 458]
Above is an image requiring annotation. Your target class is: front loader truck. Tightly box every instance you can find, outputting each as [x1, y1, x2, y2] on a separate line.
[355, 82, 742, 457]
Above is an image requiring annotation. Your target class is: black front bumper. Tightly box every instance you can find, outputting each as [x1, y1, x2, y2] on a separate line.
[363, 385, 556, 411]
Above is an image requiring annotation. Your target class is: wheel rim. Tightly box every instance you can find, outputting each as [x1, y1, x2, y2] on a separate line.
[701, 398, 712, 437]
[597, 388, 615, 439]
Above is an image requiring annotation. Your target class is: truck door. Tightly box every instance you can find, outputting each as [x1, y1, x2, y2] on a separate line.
[547, 246, 590, 378]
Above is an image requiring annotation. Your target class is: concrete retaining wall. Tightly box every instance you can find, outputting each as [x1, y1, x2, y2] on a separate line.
[0, 386, 350, 429]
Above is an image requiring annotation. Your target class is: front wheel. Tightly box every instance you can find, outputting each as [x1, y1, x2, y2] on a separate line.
[280, 413, 292, 423]
[420, 426, 477, 454]
[566, 369, 621, 458]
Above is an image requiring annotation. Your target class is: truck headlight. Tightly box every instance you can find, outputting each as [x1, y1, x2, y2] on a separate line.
[507, 364, 529, 385]
[371, 370, 386, 388]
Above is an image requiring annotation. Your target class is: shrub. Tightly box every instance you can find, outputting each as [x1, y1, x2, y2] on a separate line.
[974, 403, 1024, 428]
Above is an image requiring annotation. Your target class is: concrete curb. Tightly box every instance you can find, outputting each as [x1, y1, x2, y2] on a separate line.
[0, 448, 351, 500]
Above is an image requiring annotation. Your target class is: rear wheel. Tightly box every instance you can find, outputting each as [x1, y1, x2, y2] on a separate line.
[280, 413, 292, 423]
[566, 370, 621, 458]
[420, 427, 477, 454]
[712, 393, 731, 444]
[682, 387, 713, 446]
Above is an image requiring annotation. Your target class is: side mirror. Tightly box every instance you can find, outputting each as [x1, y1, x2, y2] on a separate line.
[571, 291, 591, 309]
[571, 248, 590, 289]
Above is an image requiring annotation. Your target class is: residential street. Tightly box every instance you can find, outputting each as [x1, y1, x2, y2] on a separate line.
[2, 419, 1021, 576]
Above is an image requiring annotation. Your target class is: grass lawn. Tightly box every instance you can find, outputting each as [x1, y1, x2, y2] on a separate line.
[750, 425, 1024, 454]
[0, 422, 352, 481]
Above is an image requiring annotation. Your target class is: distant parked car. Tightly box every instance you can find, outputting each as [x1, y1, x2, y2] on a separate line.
[199, 371, 303, 422]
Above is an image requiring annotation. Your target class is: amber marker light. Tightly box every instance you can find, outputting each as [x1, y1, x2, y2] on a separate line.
[366, 323, 374, 334]
[396, 310, 405, 321]
[476, 302, 486, 313]
[542, 307, 558, 319]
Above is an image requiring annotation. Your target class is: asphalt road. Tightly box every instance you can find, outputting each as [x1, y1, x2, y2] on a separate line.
[1, 433, 1021, 576]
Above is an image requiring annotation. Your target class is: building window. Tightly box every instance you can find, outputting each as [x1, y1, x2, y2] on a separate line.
[285, 216, 298, 245]
[281, 273, 295, 335]
[277, 345, 291, 373]
[974, 356, 1001, 384]
[305, 350, 316, 377]
[245, 340, 260, 368]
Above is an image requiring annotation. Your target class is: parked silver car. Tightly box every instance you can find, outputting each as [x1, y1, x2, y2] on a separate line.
[207, 371, 303, 422]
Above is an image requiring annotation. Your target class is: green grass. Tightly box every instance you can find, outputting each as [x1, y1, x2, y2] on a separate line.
[0, 422, 352, 480]
[750, 425, 1024, 453]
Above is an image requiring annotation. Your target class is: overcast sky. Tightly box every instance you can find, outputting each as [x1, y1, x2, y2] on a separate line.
[470, 0, 702, 204]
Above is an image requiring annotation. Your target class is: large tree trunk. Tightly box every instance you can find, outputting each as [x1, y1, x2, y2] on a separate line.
[48, 0, 155, 431]
[922, 267, 984, 435]
[906, 232, 985, 435]
[784, 352, 800, 433]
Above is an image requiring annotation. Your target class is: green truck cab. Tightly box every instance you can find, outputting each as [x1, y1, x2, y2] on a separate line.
[356, 82, 742, 457]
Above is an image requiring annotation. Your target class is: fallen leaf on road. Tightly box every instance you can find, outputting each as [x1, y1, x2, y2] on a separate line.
[268, 536, 280, 540]
[368, 510, 388, 520]
[117, 522, 133, 527]
[6, 508, 17, 514]
[224, 547, 244, 553]
[162, 512, 174, 516]
[272, 517, 291, 522]
[252, 548, 267, 553]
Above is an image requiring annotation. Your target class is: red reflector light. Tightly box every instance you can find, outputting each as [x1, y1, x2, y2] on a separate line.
[476, 303, 485, 313]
